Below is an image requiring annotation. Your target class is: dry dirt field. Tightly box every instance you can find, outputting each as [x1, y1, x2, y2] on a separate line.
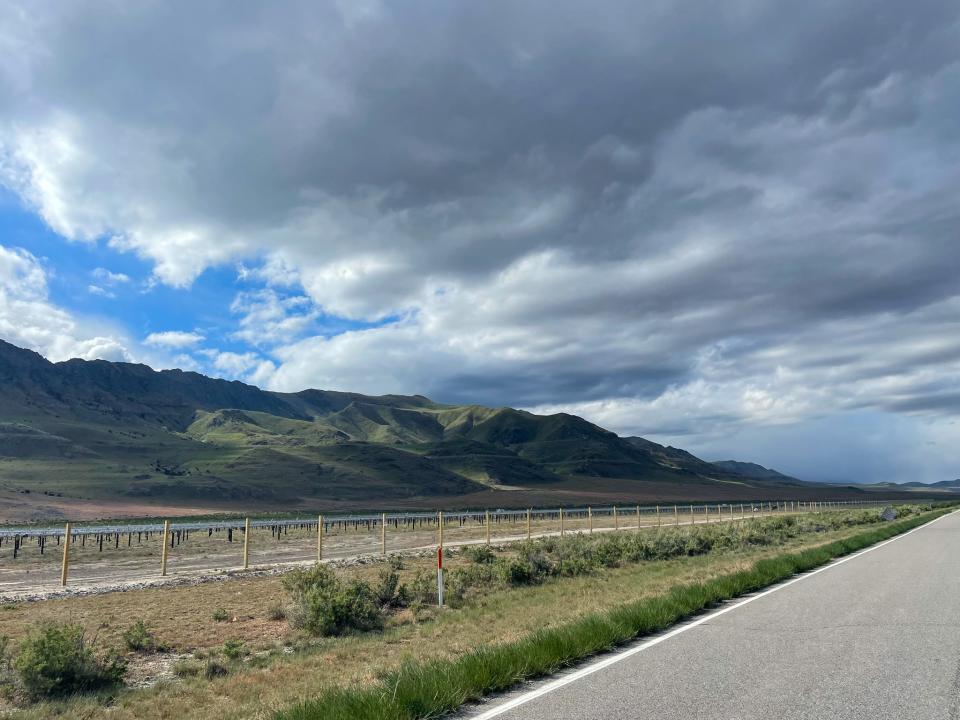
[0, 504, 772, 599]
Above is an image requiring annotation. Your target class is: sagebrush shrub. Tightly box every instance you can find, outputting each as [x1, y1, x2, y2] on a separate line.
[173, 659, 201, 678]
[13, 623, 126, 700]
[122, 619, 157, 652]
[496, 558, 534, 585]
[437, 506, 930, 600]
[374, 569, 400, 606]
[461, 545, 496, 564]
[374, 569, 411, 608]
[408, 570, 436, 607]
[222, 639, 246, 660]
[204, 659, 229, 680]
[283, 564, 383, 636]
[0, 635, 12, 692]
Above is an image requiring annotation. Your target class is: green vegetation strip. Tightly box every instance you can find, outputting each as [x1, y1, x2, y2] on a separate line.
[279, 508, 954, 720]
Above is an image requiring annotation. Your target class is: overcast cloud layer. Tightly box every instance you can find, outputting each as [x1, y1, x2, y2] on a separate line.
[1, 1, 959, 483]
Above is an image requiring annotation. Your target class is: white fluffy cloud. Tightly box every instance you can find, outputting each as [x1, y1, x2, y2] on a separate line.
[92, 267, 130, 284]
[230, 289, 318, 346]
[86, 266, 130, 298]
[0, 244, 131, 361]
[144, 330, 205, 349]
[195, 347, 276, 383]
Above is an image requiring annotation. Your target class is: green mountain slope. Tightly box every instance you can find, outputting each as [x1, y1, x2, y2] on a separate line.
[710, 460, 799, 483]
[0, 338, 836, 515]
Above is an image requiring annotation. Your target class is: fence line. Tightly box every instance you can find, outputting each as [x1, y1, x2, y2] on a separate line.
[0, 499, 913, 589]
[0, 499, 891, 540]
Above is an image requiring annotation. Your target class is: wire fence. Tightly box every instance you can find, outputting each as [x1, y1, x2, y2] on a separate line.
[0, 498, 900, 596]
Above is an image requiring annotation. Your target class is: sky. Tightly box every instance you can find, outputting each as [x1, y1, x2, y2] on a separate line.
[1, 1, 959, 484]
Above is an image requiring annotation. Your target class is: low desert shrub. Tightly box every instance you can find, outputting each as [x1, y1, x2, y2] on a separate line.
[122, 619, 158, 653]
[173, 659, 202, 678]
[13, 623, 126, 700]
[441, 505, 935, 598]
[283, 564, 383, 636]
[222, 639, 246, 660]
[374, 569, 411, 608]
[460, 545, 496, 564]
[267, 604, 287, 621]
[204, 659, 229, 680]
[0, 636, 13, 694]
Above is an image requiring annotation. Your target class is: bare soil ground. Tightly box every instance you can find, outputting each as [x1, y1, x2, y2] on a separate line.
[0, 507, 761, 600]
[0, 476, 929, 524]
[0, 488, 238, 523]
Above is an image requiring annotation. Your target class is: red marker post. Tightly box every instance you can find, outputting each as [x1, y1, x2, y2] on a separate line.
[437, 546, 445, 606]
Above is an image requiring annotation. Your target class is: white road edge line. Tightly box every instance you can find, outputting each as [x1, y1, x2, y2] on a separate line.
[466, 509, 958, 720]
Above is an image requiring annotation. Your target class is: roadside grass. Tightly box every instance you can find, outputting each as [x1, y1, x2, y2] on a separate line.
[0, 510, 879, 653]
[0, 554, 453, 654]
[0, 507, 948, 719]
[279, 508, 953, 720]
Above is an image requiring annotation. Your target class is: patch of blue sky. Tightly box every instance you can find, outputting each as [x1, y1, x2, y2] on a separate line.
[0, 194, 232, 340]
[309, 310, 397, 338]
[0, 189, 396, 363]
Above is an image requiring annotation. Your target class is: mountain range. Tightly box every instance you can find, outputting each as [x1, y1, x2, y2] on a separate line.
[710, 460, 799, 483]
[0, 339, 940, 521]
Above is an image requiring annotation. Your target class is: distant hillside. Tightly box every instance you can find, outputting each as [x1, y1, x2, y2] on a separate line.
[624, 437, 731, 476]
[861, 479, 960, 492]
[711, 460, 799, 483]
[900, 479, 960, 490]
[0, 339, 879, 520]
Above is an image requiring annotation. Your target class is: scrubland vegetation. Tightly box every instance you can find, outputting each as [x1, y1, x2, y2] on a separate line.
[0, 503, 948, 719]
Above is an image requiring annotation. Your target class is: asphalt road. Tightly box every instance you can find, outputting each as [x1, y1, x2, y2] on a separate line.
[462, 511, 960, 720]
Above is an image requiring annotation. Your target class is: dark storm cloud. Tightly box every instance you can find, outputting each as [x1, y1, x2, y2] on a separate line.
[2, 0, 960, 482]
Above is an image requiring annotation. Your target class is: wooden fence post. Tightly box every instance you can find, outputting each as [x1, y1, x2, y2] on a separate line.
[656, 505, 660, 528]
[637, 504, 641, 530]
[243, 517, 251, 570]
[560, 508, 565, 537]
[527, 508, 532, 540]
[485, 509, 491, 545]
[317, 515, 323, 562]
[613, 506, 618, 530]
[160, 520, 170, 576]
[60, 522, 71, 587]
[588, 506, 593, 534]
[690, 504, 694, 525]
[674, 504, 679, 526]
[437, 546, 444, 607]
[438, 511, 444, 549]
[382, 513, 387, 555]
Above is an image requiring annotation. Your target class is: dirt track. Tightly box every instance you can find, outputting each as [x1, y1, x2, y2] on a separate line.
[0, 506, 807, 601]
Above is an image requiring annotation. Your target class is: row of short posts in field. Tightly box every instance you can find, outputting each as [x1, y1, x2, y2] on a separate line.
[0, 499, 883, 587]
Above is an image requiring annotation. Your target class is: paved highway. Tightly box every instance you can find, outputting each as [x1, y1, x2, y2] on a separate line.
[462, 511, 960, 720]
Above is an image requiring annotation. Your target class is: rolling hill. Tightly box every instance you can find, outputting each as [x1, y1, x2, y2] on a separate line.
[710, 460, 800, 483]
[0, 338, 899, 521]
